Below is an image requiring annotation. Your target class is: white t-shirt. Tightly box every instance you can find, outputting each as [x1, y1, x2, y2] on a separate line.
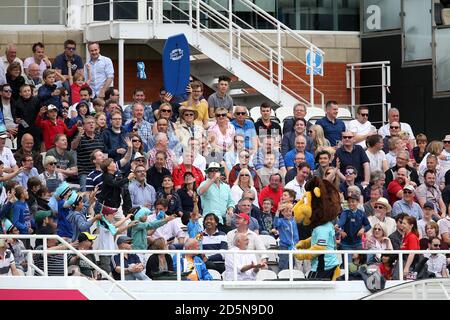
[23, 57, 49, 77]
[378, 122, 414, 139]
[366, 149, 387, 173]
[230, 185, 259, 207]
[347, 119, 373, 148]
[285, 178, 306, 201]
[0, 147, 17, 169]
[425, 253, 447, 277]
[96, 224, 116, 251]
[148, 214, 184, 241]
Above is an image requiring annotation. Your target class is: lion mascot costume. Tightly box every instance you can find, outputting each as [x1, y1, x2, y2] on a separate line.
[293, 176, 342, 280]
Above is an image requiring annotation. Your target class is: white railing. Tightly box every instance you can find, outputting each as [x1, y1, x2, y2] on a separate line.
[1, 235, 137, 300]
[346, 61, 391, 126]
[3, 235, 449, 285]
[79, 0, 325, 109]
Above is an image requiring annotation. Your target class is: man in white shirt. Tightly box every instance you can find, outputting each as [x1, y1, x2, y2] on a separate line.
[148, 199, 185, 249]
[365, 134, 388, 173]
[84, 42, 114, 98]
[0, 43, 24, 75]
[347, 106, 377, 148]
[0, 132, 18, 173]
[425, 238, 448, 278]
[367, 197, 396, 237]
[378, 108, 415, 143]
[285, 162, 311, 201]
[23, 42, 52, 77]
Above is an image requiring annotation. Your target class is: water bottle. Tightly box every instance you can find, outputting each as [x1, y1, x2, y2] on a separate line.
[156, 210, 165, 220]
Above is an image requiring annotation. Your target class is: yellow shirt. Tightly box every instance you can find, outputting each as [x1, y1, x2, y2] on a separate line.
[181, 99, 209, 126]
[184, 256, 199, 281]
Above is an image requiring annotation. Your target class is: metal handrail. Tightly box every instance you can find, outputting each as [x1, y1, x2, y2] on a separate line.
[80, 0, 325, 108]
[1, 234, 137, 300]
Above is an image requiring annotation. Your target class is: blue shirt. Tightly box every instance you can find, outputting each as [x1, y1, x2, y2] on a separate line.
[122, 104, 155, 124]
[85, 54, 114, 97]
[230, 119, 257, 150]
[128, 180, 156, 208]
[315, 116, 346, 146]
[338, 209, 371, 246]
[391, 199, 423, 219]
[273, 215, 299, 249]
[311, 222, 339, 272]
[284, 149, 314, 169]
[254, 149, 285, 170]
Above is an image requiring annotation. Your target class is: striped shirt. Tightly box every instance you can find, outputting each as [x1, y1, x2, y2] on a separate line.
[76, 133, 104, 175]
[33, 245, 65, 276]
[86, 169, 103, 192]
[201, 230, 228, 261]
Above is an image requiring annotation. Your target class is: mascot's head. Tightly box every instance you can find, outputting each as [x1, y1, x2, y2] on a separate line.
[294, 176, 341, 228]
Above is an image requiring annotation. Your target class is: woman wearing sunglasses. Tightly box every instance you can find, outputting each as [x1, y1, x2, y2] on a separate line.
[38, 155, 65, 193]
[208, 107, 235, 154]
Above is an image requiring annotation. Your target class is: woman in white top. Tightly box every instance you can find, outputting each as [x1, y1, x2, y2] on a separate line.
[224, 233, 267, 281]
[208, 107, 235, 154]
[230, 168, 259, 207]
[365, 223, 393, 264]
[38, 155, 65, 193]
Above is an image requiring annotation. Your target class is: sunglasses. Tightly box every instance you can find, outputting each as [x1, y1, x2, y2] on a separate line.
[132, 139, 141, 143]
[307, 130, 313, 134]
[240, 154, 250, 159]
[235, 112, 246, 116]
[48, 162, 57, 165]
[184, 113, 194, 117]
[374, 205, 386, 209]
[342, 136, 353, 139]
[403, 190, 413, 194]
[444, 141, 450, 144]
[240, 173, 250, 177]
[134, 158, 145, 162]
[235, 140, 244, 143]
[216, 113, 227, 117]
[432, 244, 441, 247]
[360, 113, 369, 117]
[345, 171, 355, 176]
[134, 170, 145, 173]
[2, 89, 12, 93]
[161, 109, 171, 113]
[65, 47, 76, 51]
[390, 126, 399, 129]
[209, 168, 220, 172]
[373, 228, 382, 231]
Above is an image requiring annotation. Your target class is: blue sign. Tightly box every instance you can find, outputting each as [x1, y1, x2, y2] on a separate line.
[306, 50, 324, 76]
[162, 34, 191, 96]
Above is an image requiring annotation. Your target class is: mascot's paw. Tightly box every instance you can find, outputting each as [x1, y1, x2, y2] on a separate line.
[295, 238, 311, 249]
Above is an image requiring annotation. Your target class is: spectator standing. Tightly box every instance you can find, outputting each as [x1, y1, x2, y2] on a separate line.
[23, 42, 52, 77]
[14, 84, 42, 150]
[274, 203, 299, 270]
[85, 42, 114, 98]
[335, 131, 370, 186]
[129, 165, 156, 208]
[315, 100, 346, 147]
[53, 40, 84, 83]
[101, 110, 129, 162]
[207, 76, 233, 118]
[71, 116, 104, 191]
[401, 216, 420, 279]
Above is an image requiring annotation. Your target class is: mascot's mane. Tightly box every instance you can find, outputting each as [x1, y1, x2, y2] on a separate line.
[307, 176, 341, 229]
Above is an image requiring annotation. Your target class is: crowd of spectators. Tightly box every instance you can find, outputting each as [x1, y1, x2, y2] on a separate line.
[0, 39, 449, 281]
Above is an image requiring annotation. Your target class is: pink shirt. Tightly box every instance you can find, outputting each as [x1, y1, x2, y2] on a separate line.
[208, 122, 235, 152]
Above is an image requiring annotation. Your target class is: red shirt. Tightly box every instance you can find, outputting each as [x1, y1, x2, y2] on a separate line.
[401, 232, 420, 250]
[258, 186, 283, 213]
[172, 163, 204, 188]
[35, 116, 78, 150]
[70, 82, 89, 104]
[387, 180, 403, 205]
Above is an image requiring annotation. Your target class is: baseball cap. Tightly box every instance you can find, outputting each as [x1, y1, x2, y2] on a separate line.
[423, 201, 434, 209]
[78, 232, 97, 242]
[403, 185, 415, 192]
[47, 104, 58, 111]
[117, 236, 132, 246]
[35, 210, 52, 223]
[133, 152, 145, 161]
[54, 181, 72, 199]
[236, 213, 250, 224]
[346, 193, 360, 201]
[206, 162, 221, 173]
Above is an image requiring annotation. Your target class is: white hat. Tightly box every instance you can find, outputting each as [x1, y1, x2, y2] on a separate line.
[374, 197, 392, 212]
[0, 132, 8, 139]
[47, 104, 58, 111]
[133, 152, 145, 160]
[206, 162, 221, 172]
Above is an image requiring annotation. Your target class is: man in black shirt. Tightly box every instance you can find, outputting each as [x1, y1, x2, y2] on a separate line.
[147, 150, 171, 190]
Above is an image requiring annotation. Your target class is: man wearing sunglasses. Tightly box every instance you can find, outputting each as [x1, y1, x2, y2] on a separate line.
[334, 131, 370, 187]
[391, 185, 423, 220]
[382, 121, 401, 153]
[231, 106, 258, 155]
[424, 237, 448, 278]
[347, 106, 377, 149]
[378, 108, 415, 144]
[53, 39, 84, 80]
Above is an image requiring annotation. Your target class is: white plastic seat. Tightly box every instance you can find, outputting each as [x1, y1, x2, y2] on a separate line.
[256, 269, 278, 281]
[337, 107, 352, 118]
[275, 106, 293, 123]
[208, 269, 222, 280]
[277, 269, 305, 280]
[305, 107, 325, 122]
